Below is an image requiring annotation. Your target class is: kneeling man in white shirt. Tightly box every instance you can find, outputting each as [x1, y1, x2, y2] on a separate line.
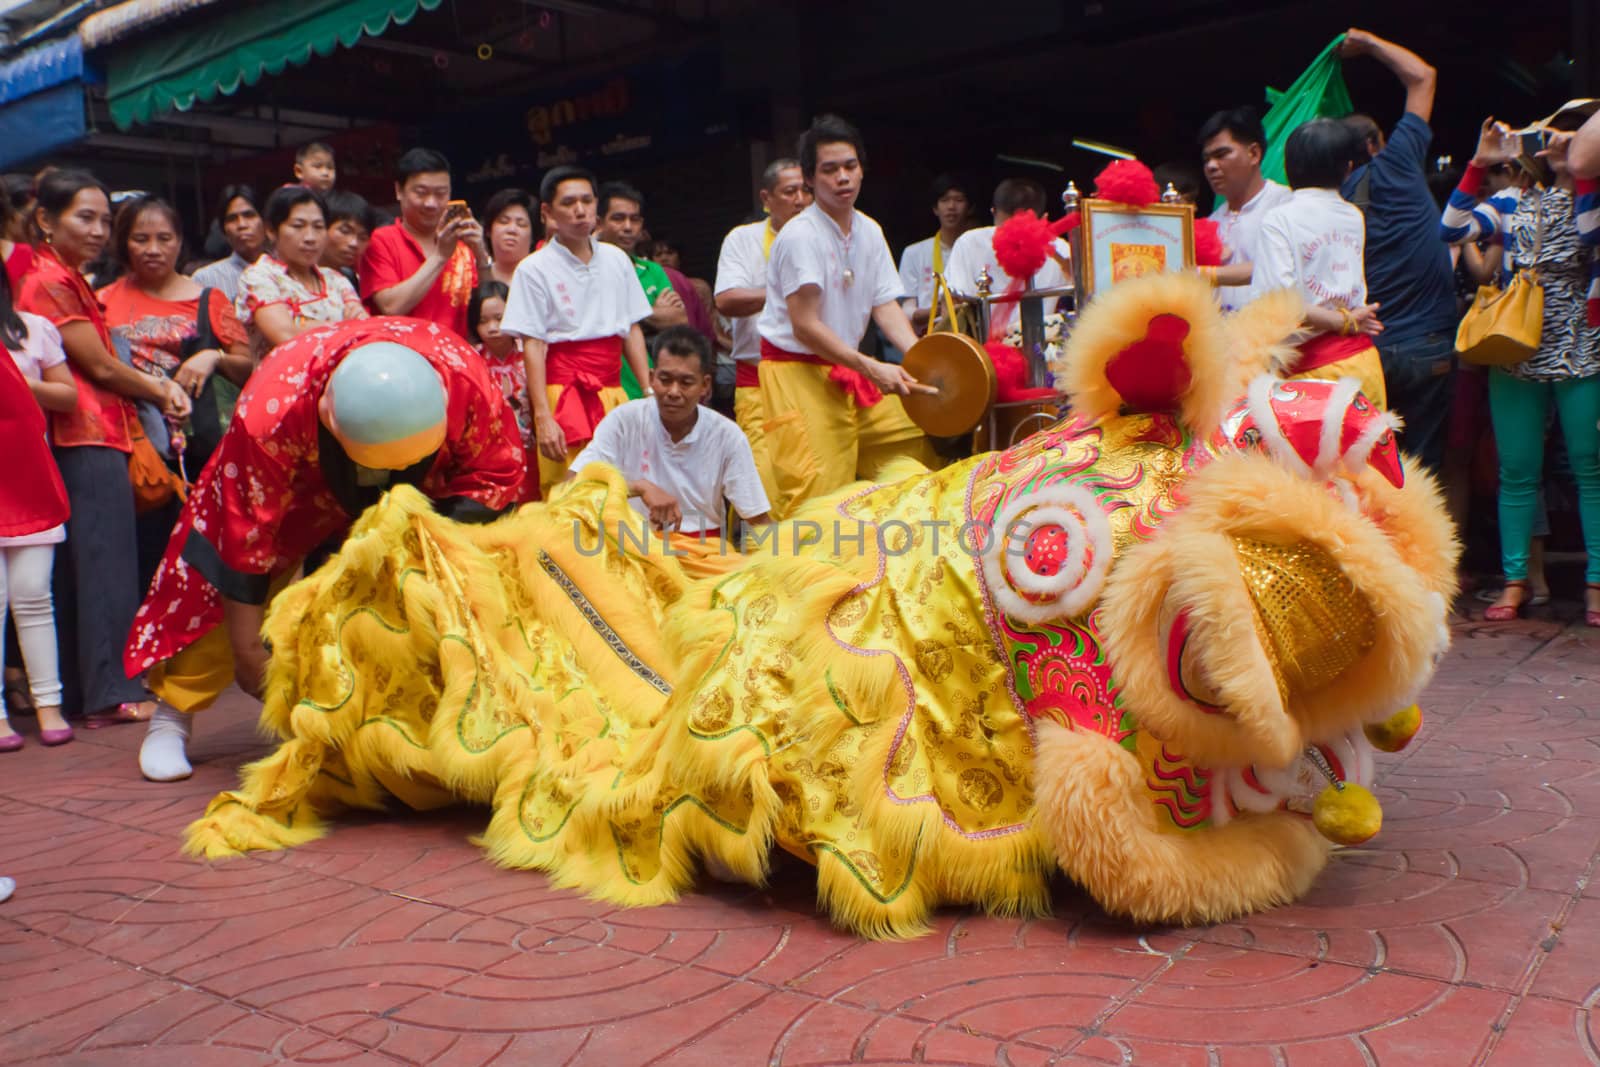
[570, 326, 770, 573]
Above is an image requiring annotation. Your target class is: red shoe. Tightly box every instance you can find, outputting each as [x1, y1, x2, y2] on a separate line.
[0, 732, 21, 753]
[1484, 580, 1529, 622]
[1586, 583, 1600, 629]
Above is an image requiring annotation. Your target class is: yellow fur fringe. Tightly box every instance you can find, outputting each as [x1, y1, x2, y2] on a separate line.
[1031, 721, 1328, 924]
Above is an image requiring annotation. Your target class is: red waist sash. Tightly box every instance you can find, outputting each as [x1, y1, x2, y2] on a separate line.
[1295, 332, 1374, 374]
[759, 338, 881, 407]
[734, 360, 760, 389]
[671, 527, 723, 540]
[547, 337, 623, 449]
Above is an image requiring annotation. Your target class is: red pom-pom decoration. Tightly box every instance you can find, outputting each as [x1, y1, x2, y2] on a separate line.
[986, 340, 1027, 399]
[993, 209, 1054, 283]
[1093, 160, 1159, 207]
[1194, 218, 1224, 267]
[985, 341, 1057, 403]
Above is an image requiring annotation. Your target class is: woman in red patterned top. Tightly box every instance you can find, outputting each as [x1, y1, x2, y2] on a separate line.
[100, 197, 253, 396]
[236, 186, 365, 361]
[15, 170, 191, 725]
[100, 196, 256, 598]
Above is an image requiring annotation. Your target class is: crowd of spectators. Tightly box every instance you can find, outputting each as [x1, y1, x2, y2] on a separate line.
[3, 26, 1600, 770]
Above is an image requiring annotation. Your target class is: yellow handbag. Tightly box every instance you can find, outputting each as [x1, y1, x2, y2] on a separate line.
[1455, 194, 1546, 367]
[1455, 270, 1544, 366]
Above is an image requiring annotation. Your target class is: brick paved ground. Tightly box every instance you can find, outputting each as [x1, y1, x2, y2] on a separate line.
[1, 607, 1598, 1066]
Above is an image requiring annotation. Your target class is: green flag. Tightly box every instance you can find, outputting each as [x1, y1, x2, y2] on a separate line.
[1260, 35, 1355, 185]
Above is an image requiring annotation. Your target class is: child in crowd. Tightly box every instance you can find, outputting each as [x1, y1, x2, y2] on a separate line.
[0, 267, 77, 750]
[293, 142, 336, 194]
[322, 189, 372, 292]
[469, 280, 536, 502]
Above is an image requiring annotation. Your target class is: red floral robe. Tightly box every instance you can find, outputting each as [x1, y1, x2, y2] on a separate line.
[124, 317, 525, 675]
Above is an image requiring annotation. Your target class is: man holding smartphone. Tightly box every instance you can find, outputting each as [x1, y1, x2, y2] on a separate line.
[360, 147, 483, 340]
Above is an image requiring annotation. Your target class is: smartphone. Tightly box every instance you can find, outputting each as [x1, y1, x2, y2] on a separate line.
[1518, 129, 1550, 159]
[444, 199, 470, 223]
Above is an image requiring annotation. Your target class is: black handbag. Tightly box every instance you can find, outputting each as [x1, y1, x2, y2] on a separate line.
[180, 287, 241, 474]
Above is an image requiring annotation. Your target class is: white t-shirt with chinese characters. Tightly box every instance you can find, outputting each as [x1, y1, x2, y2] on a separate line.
[897, 235, 955, 312]
[944, 226, 1071, 298]
[713, 219, 772, 364]
[1253, 187, 1367, 314]
[569, 398, 770, 534]
[3, 311, 67, 546]
[1210, 178, 1293, 312]
[757, 204, 901, 355]
[500, 237, 652, 342]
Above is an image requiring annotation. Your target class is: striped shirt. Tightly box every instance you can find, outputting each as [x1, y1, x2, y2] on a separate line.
[1441, 166, 1600, 379]
[1441, 166, 1599, 318]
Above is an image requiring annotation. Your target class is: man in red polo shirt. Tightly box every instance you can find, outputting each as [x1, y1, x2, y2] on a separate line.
[360, 147, 483, 339]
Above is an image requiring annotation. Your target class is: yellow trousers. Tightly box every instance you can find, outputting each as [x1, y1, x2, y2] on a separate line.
[537, 384, 632, 497]
[1290, 344, 1387, 410]
[758, 361, 936, 519]
[147, 570, 296, 714]
[733, 385, 779, 511]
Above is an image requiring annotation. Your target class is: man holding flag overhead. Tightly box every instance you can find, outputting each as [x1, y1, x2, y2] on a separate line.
[1335, 29, 1456, 473]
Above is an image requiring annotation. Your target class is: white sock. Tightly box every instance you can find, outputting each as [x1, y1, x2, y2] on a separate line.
[139, 706, 193, 782]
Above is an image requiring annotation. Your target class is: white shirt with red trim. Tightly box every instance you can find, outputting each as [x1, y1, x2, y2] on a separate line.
[756, 203, 900, 355]
[501, 237, 651, 343]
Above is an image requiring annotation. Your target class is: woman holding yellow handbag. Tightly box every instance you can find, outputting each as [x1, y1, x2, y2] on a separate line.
[1441, 115, 1600, 622]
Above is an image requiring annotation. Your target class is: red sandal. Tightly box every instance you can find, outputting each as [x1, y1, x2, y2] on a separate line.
[1484, 580, 1529, 622]
[1586, 583, 1600, 629]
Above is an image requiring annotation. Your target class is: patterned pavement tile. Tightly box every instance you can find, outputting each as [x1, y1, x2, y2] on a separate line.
[1097, 952, 1513, 1063]
[1343, 798, 1600, 897]
[1523, 896, 1600, 1006]
[1164, 874, 1567, 992]
[6, 615, 1600, 1065]
[1480, 993, 1600, 1066]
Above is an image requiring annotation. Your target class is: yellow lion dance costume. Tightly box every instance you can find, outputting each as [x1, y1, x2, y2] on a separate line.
[187, 273, 1457, 938]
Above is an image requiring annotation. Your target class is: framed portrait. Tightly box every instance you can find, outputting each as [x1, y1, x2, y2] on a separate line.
[1077, 200, 1195, 301]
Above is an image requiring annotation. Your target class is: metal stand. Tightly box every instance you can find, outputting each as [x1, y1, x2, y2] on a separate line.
[969, 269, 1072, 451]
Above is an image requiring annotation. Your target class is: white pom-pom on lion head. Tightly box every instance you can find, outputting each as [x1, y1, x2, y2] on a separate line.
[979, 483, 1113, 623]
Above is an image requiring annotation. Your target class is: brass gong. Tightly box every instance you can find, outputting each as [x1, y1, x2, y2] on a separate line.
[901, 332, 995, 437]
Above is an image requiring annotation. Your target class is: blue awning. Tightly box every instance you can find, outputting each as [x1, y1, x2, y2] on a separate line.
[0, 35, 86, 107]
[0, 82, 87, 170]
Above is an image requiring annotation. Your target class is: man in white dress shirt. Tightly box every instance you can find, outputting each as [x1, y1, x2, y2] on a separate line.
[570, 326, 770, 576]
[1200, 107, 1293, 312]
[755, 114, 937, 518]
[897, 173, 971, 330]
[712, 158, 810, 508]
[500, 165, 653, 495]
[945, 178, 1071, 300]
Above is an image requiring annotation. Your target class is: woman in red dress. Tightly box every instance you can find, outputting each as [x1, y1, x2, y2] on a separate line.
[0, 263, 73, 748]
[15, 170, 191, 725]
